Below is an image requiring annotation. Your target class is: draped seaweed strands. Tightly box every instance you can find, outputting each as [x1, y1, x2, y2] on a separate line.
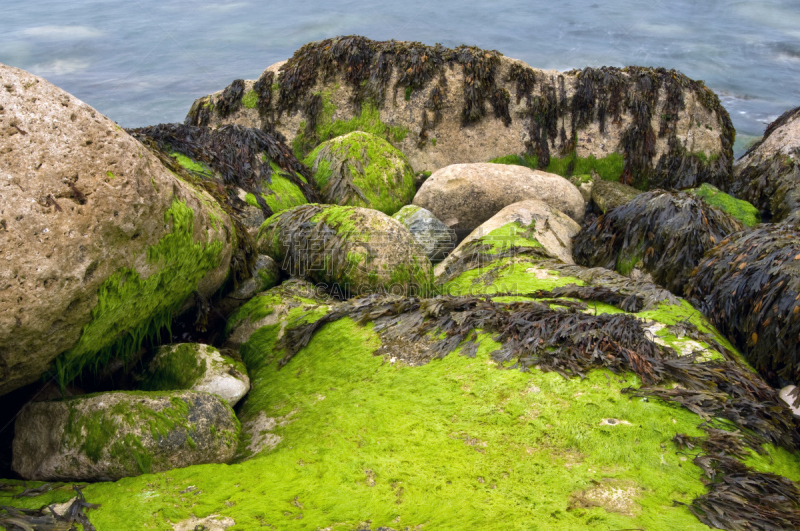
[573, 190, 744, 296]
[216, 79, 245, 117]
[687, 222, 800, 389]
[129, 123, 321, 220]
[0, 485, 99, 531]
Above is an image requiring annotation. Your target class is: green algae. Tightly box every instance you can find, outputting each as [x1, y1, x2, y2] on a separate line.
[52, 200, 225, 389]
[139, 344, 209, 392]
[241, 89, 258, 109]
[690, 183, 761, 226]
[170, 152, 213, 178]
[490, 152, 625, 182]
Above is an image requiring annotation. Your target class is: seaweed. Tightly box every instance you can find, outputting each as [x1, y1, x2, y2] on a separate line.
[216, 79, 245, 118]
[252, 69, 277, 130]
[573, 190, 744, 295]
[733, 145, 800, 222]
[0, 485, 99, 531]
[687, 222, 800, 388]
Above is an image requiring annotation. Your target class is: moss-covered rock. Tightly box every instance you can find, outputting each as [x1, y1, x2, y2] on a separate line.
[303, 131, 416, 215]
[572, 190, 744, 295]
[0, 65, 234, 396]
[391, 205, 456, 262]
[12, 390, 239, 481]
[689, 183, 761, 227]
[732, 107, 800, 222]
[140, 343, 250, 406]
[591, 179, 641, 213]
[257, 204, 432, 297]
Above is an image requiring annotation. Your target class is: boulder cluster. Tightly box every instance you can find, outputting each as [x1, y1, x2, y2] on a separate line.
[1, 36, 800, 530]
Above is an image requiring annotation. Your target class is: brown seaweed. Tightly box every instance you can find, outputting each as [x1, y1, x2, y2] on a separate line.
[216, 79, 245, 118]
[0, 485, 99, 531]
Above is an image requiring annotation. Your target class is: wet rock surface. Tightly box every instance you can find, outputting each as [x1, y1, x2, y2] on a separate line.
[392, 205, 456, 262]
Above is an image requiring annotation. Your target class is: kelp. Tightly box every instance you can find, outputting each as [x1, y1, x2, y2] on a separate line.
[687, 222, 800, 388]
[0, 485, 98, 531]
[129, 123, 320, 221]
[573, 190, 744, 295]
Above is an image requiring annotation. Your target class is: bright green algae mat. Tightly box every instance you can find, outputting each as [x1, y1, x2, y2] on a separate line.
[689, 182, 761, 226]
[489, 153, 625, 182]
[6, 316, 799, 530]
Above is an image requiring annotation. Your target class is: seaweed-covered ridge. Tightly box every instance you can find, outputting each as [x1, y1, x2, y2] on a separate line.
[185, 35, 734, 189]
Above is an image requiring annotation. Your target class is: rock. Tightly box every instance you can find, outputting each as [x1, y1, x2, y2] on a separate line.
[573, 191, 744, 295]
[567, 174, 594, 202]
[732, 107, 800, 222]
[779, 386, 799, 415]
[591, 179, 640, 213]
[188, 37, 735, 192]
[0, 64, 235, 396]
[257, 204, 432, 297]
[216, 254, 281, 316]
[303, 131, 416, 215]
[12, 390, 239, 481]
[688, 183, 761, 227]
[435, 199, 581, 280]
[139, 343, 250, 406]
[392, 205, 456, 262]
[412, 163, 585, 229]
[687, 222, 800, 384]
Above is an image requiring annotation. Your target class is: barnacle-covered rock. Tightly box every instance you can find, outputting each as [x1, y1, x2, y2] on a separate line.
[687, 222, 800, 385]
[0, 64, 234, 396]
[303, 131, 416, 215]
[572, 191, 744, 295]
[732, 106, 800, 222]
[187, 36, 734, 191]
[392, 205, 456, 262]
[413, 162, 586, 228]
[139, 343, 250, 406]
[257, 204, 432, 297]
[12, 390, 239, 481]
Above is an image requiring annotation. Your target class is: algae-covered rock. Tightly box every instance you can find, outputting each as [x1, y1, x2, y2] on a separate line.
[413, 162, 586, 228]
[140, 343, 250, 406]
[258, 204, 432, 297]
[687, 222, 800, 385]
[732, 106, 800, 222]
[187, 36, 734, 191]
[0, 64, 235, 396]
[392, 205, 456, 262]
[12, 390, 239, 481]
[573, 191, 744, 295]
[217, 254, 281, 316]
[689, 183, 761, 227]
[303, 131, 416, 215]
[591, 179, 641, 213]
[435, 199, 581, 280]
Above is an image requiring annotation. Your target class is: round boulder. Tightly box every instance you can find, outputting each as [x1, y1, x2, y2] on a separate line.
[258, 204, 432, 297]
[0, 64, 234, 396]
[303, 131, 416, 216]
[392, 205, 456, 262]
[139, 343, 250, 406]
[12, 390, 239, 481]
[413, 163, 585, 229]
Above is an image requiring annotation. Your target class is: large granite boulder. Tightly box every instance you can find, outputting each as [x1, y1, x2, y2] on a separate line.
[732, 107, 800, 222]
[435, 199, 581, 280]
[303, 131, 416, 215]
[12, 390, 239, 481]
[573, 190, 744, 295]
[392, 205, 456, 262]
[258, 204, 432, 297]
[187, 36, 734, 191]
[0, 64, 234, 395]
[139, 343, 250, 406]
[412, 163, 585, 229]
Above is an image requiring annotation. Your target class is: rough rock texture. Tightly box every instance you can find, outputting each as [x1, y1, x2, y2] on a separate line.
[217, 254, 281, 316]
[687, 222, 800, 384]
[140, 343, 250, 406]
[732, 107, 800, 221]
[12, 390, 239, 481]
[392, 205, 456, 262]
[0, 64, 234, 395]
[258, 204, 432, 297]
[303, 131, 416, 215]
[573, 190, 744, 295]
[187, 36, 734, 191]
[591, 179, 640, 213]
[435, 199, 581, 279]
[413, 163, 585, 229]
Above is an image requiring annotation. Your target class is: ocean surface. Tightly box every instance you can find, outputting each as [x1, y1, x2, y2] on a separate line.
[2, 0, 800, 156]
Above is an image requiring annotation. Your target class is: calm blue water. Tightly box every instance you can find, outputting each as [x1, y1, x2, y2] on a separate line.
[2, 0, 800, 156]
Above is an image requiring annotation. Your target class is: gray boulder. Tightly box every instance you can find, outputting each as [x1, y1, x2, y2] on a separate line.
[217, 254, 281, 316]
[392, 205, 456, 262]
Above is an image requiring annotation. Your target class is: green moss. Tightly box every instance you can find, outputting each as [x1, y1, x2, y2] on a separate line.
[241, 90, 258, 109]
[490, 152, 625, 182]
[139, 344, 209, 391]
[244, 192, 258, 207]
[404, 86, 413, 101]
[689, 183, 760, 227]
[431, 137, 437, 147]
[106, 171, 116, 179]
[52, 200, 225, 389]
[392, 205, 421, 224]
[170, 152, 212, 178]
[260, 166, 309, 213]
[481, 221, 543, 253]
